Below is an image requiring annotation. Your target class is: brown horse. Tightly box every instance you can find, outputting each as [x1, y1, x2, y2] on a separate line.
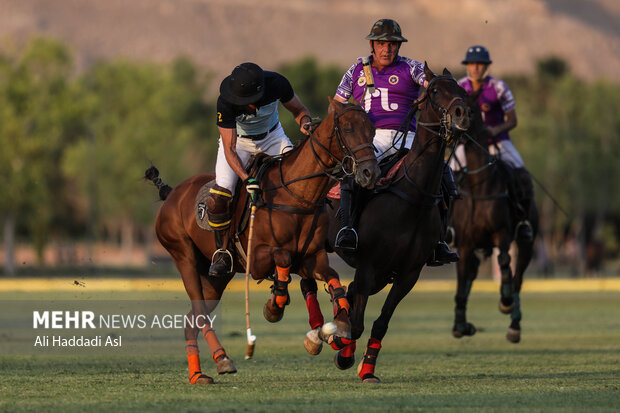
[320, 65, 470, 383]
[449, 96, 539, 343]
[146, 98, 379, 384]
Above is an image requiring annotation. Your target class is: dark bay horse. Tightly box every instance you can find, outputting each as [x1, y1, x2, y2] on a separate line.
[449, 96, 539, 343]
[320, 65, 470, 383]
[146, 98, 379, 384]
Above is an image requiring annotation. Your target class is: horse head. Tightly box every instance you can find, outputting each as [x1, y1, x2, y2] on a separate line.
[419, 63, 470, 139]
[322, 97, 380, 189]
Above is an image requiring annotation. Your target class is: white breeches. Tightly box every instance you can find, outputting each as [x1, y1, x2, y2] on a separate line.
[450, 139, 524, 171]
[374, 129, 415, 161]
[215, 123, 293, 194]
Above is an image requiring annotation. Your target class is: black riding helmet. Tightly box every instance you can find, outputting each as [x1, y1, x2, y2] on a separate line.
[462, 45, 492, 64]
[365, 19, 408, 42]
[219, 62, 265, 106]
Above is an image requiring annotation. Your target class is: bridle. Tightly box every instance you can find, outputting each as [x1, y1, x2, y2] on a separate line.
[263, 104, 375, 211]
[389, 74, 469, 205]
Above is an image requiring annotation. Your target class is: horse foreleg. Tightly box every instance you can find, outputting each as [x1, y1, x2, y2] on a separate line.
[358, 270, 420, 383]
[263, 249, 292, 323]
[497, 245, 515, 314]
[300, 278, 327, 355]
[453, 249, 479, 338]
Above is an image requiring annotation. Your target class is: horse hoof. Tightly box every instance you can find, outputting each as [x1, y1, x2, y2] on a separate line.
[304, 328, 323, 355]
[452, 323, 476, 338]
[361, 374, 381, 384]
[334, 352, 355, 370]
[216, 356, 237, 374]
[263, 299, 284, 323]
[506, 327, 521, 343]
[191, 374, 214, 385]
[333, 312, 352, 339]
[499, 300, 514, 314]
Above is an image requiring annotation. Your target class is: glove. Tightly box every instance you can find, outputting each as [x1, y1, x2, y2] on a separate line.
[245, 177, 261, 203]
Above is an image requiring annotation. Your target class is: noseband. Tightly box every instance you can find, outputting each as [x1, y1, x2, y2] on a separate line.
[308, 105, 375, 178]
[417, 75, 467, 143]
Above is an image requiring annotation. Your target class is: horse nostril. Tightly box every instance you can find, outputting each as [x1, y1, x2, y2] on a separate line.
[455, 107, 462, 117]
[364, 169, 371, 178]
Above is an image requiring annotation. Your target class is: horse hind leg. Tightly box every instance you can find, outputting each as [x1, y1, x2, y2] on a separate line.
[507, 238, 535, 344]
[263, 249, 292, 323]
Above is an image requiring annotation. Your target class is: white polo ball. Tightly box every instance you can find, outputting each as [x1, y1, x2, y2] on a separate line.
[321, 322, 337, 336]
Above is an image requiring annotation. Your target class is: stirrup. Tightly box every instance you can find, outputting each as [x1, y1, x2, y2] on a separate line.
[335, 227, 358, 251]
[210, 248, 234, 273]
[445, 226, 456, 247]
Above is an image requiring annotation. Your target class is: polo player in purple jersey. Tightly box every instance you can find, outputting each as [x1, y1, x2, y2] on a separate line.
[332, 18, 459, 265]
[452, 45, 533, 241]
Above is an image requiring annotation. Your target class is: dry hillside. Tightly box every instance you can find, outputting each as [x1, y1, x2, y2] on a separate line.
[1, 0, 619, 90]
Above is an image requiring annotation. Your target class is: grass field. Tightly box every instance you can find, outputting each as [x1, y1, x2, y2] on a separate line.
[0, 282, 619, 412]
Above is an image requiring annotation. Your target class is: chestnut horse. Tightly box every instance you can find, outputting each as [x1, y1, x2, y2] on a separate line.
[321, 65, 470, 383]
[449, 96, 538, 343]
[146, 98, 379, 384]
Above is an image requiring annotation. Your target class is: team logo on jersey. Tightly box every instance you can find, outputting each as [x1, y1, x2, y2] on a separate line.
[388, 75, 399, 85]
[358, 76, 367, 87]
[481, 103, 491, 112]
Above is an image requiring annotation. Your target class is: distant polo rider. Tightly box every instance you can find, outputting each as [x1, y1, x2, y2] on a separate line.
[207, 62, 312, 277]
[333, 18, 459, 265]
[454, 45, 533, 241]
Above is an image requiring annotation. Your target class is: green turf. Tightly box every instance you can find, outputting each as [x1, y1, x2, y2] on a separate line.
[0, 287, 618, 412]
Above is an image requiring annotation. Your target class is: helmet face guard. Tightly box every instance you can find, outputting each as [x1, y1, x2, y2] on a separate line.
[365, 19, 408, 42]
[462, 45, 492, 64]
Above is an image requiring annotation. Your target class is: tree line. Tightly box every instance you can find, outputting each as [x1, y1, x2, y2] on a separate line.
[1, 38, 619, 275]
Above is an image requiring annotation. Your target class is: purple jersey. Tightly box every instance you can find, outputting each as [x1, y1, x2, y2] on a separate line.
[458, 75, 516, 144]
[336, 56, 426, 132]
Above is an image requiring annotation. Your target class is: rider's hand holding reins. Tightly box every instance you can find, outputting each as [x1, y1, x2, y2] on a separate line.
[245, 177, 261, 203]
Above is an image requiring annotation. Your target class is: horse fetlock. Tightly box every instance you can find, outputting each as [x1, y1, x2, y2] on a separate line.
[499, 297, 514, 314]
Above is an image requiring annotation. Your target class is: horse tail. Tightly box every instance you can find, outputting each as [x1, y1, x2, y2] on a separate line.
[144, 165, 173, 201]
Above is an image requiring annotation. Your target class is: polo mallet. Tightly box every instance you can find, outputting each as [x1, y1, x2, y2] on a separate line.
[244, 204, 258, 359]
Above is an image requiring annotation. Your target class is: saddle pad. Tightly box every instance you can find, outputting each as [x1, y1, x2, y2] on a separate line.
[195, 180, 216, 231]
[327, 183, 341, 199]
[376, 157, 405, 187]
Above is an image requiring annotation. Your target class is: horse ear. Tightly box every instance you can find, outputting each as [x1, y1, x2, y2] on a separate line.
[424, 61, 435, 82]
[443, 68, 453, 77]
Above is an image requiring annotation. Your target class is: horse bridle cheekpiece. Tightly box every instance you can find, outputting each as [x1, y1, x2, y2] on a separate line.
[309, 105, 375, 178]
[417, 75, 466, 143]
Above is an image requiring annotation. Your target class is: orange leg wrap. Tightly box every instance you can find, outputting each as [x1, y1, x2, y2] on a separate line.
[274, 265, 291, 308]
[202, 325, 226, 362]
[328, 278, 350, 314]
[185, 340, 202, 383]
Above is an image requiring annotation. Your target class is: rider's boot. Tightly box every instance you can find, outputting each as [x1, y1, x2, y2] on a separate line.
[428, 163, 460, 266]
[206, 185, 233, 277]
[335, 176, 358, 252]
[514, 168, 534, 242]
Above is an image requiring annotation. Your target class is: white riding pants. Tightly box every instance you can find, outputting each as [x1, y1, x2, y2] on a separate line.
[374, 129, 415, 161]
[450, 139, 524, 171]
[215, 123, 293, 194]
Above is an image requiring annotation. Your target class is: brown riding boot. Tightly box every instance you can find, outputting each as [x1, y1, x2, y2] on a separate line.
[206, 185, 233, 277]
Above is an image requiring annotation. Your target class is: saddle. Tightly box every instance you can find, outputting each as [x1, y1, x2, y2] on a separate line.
[195, 153, 277, 233]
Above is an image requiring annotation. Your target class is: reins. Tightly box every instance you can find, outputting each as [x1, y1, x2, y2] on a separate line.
[261, 104, 374, 212]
